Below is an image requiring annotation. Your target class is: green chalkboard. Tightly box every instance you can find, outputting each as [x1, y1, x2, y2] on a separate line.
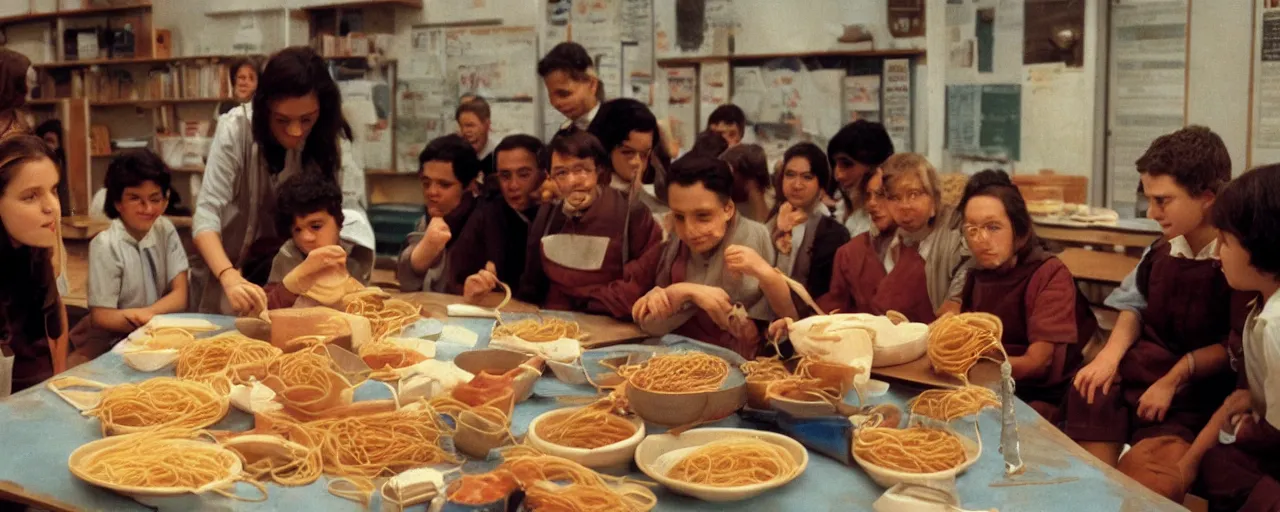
[979, 84, 1020, 160]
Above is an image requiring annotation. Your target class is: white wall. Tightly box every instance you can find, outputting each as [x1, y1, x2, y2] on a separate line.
[1186, 0, 1252, 175]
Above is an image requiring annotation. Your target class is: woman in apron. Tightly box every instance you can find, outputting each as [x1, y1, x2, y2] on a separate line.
[956, 170, 1096, 420]
[191, 46, 367, 315]
[816, 167, 897, 315]
[538, 42, 602, 132]
[0, 136, 67, 396]
[587, 98, 672, 217]
[515, 130, 662, 317]
[765, 142, 850, 303]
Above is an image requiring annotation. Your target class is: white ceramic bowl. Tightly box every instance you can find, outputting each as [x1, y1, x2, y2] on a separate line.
[871, 324, 929, 368]
[852, 427, 982, 488]
[634, 428, 808, 502]
[525, 407, 645, 469]
[544, 359, 590, 385]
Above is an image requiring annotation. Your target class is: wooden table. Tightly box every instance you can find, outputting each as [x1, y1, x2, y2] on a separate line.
[393, 291, 650, 348]
[1057, 247, 1141, 285]
[60, 214, 193, 240]
[1035, 218, 1160, 253]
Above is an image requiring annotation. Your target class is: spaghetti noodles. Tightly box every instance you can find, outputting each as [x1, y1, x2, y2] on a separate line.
[617, 352, 729, 393]
[740, 358, 791, 383]
[666, 438, 799, 487]
[358, 341, 429, 380]
[277, 406, 459, 478]
[524, 482, 654, 512]
[927, 313, 1007, 380]
[908, 386, 1000, 422]
[77, 430, 246, 492]
[133, 327, 197, 349]
[534, 402, 638, 449]
[226, 426, 324, 487]
[492, 318, 583, 342]
[343, 291, 423, 341]
[498, 450, 657, 511]
[257, 348, 351, 412]
[853, 426, 968, 473]
[175, 333, 282, 384]
[87, 377, 228, 436]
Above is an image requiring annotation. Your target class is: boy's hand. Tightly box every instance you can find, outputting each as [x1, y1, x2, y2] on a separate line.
[686, 285, 733, 329]
[219, 268, 267, 316]
[1223, 389, 1254, 418]
[1137, 376, 1177, 422]
[423, 217, 452, 248]
[122, 308, 155, 329]
[632, 287, 674, 322]
[767, 318, 791, 342]
[463, 262, 499, 305]
[725, 245, 772, 278]
[1073, 354, 1120, 404]
[297, 245, 348, 276]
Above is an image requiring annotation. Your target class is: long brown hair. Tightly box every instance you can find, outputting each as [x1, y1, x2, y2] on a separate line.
[0, 135, 59, 339]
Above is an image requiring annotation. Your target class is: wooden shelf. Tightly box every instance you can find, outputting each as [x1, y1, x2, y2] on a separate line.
[0, 2, 151, 25]
[298, 0, 422, 11]
[656, 48, 925, 67]
[26, 98, 61, 106]
[91, 97, 236, 107]
[32, 55, 252, 70]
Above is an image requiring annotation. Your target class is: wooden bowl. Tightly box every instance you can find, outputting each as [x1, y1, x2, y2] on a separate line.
[625, 367, 747, 427]
[452, 348, 544, 402]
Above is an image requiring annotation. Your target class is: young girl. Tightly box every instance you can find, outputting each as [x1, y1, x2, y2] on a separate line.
[538, 42, 602, 131]
[766, 143, 850, 301]
[816, 166, 896, 314]
[587, 98, 673, 215]
[955, 170, 1096, 419]
[827, 120, 895, 238]
[0, 135, 67, 395]
[192, 46, 367, 316]
[515, 130, 662, 317]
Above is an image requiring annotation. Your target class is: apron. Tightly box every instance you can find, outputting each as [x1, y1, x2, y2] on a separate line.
[867, 243, 936, 324]
[536, 187, 634, 314]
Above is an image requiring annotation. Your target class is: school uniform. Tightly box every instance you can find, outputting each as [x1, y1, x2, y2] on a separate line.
[191, 104, 368, 314]
[960, 246, 1096, 417]
[561, 103, 601, 132]
[475, 135, 499, 195]
[264, 209, 377, 309]
[831, 190, 873, 238]
[611, 215, 775, 358]
[815, 214, 968, 323]
[71, 217, 189, 355]
[1064, 237, 1241, 445]
[767, 204, 851, 304]
[1198, 292, 1280, 512]
[444, 195, 540, 295]
[397, 194, 478, 294]
[516, 185, 662, 317]
[1, 248, 63, 396]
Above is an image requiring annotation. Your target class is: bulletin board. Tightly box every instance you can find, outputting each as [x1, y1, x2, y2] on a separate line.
[1251, 1, 1280, 169]
[396, 25, 539, 173]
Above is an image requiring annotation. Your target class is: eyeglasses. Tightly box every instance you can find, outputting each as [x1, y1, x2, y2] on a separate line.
[886, 189, 929, 204]
[962, 223, 1006, 243]
[550, 164, 596, 181]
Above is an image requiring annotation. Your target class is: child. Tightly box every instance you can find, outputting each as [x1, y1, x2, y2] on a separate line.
[1067, 126, 1244, 490]
[398, 134, 481, 294]
[0, 136, 68, 394]
[618, 156, 797, 358]
[720, 144, 773, 223]
[76, 151, 188, 360]
[765, 142, 851, 302]
[265, 175, 376, 309]
[707, 104, 746, 147]
[1172, 164, 1280, 511]
[827, 120, 895, 237]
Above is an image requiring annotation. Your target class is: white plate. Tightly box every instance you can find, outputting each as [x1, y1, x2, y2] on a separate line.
[634, 428, 808, 502]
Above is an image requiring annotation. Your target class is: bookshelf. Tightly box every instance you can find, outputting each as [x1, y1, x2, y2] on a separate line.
[0, 2, 151, 26]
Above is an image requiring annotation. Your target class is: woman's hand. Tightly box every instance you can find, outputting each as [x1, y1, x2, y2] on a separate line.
[725, 244, 773, 279]
[220, 268, 267, 316]
[463, 262, 499, 305]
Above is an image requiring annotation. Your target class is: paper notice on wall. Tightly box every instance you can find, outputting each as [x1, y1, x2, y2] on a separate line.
[445, 26, 539, 100]
[698, 61, 730, 131]
[545, 0, 572, 55]
[1257, 11, 1280, 149]
[843, 75, 882, 123]
[396, 79, 453, 174]
[406, 28, 447, 80]
[731, 67, 767, 122]
[621, 0, 654, 79]
[883, 59, 913, 152]
[806, 69, 846, 140]
[489, 100, 538, 138]
[1107, 0, 1187, 214]
[666, 67, 699, 153]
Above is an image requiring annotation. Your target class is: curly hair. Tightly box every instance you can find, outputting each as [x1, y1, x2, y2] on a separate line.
[104, 149, 172, 219]
[1212, 164, 1280, 277]
[274, 173, 345, 240]
[1135, 125, 1231, 196]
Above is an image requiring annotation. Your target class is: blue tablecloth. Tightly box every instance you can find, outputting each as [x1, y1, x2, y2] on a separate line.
[0, 313, 1181, 511]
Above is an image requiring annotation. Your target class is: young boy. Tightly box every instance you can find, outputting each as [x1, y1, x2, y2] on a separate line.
[707, 104, 746, 147]
[1173, 164, 1280, 511]
[264, 175, 376, 309]
[75, 150, 188, 359]
[613, 156, 797, 358]
[398, 134, 481, 294]
[1066, 126, 1244, 492]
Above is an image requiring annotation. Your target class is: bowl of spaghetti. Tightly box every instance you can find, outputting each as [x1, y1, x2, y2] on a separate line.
[68, 430, 262, 499]
[453, 348, 544, 402]
[851, 424, 982, 488]
[526, 406, 645, 469]
[488, 317, 584, 364]
[620, 352, 747, 427]
[634, 428, 807, 501]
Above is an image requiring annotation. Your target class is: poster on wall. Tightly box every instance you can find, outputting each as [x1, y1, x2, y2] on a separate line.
[883, 58, 912, 152]
[1256, 10, 1280, 150]
[666, 66, 698, 152]
[843, 75, 882, 123]
[945, 84, 1021, 160]
[1107, 0, 1187, 215]
[698, 61, 730, 131]
[445, 26, 539, 100]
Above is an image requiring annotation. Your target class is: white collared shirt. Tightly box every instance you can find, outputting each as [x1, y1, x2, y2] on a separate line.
[478, 133, 499, 160]
[87, 217, 189, 310]
[571, 103, 601, 131]
[1245, 290, 1280, 429]
[1168, 235, 1218, 260]
[884, 225, 938, 273]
